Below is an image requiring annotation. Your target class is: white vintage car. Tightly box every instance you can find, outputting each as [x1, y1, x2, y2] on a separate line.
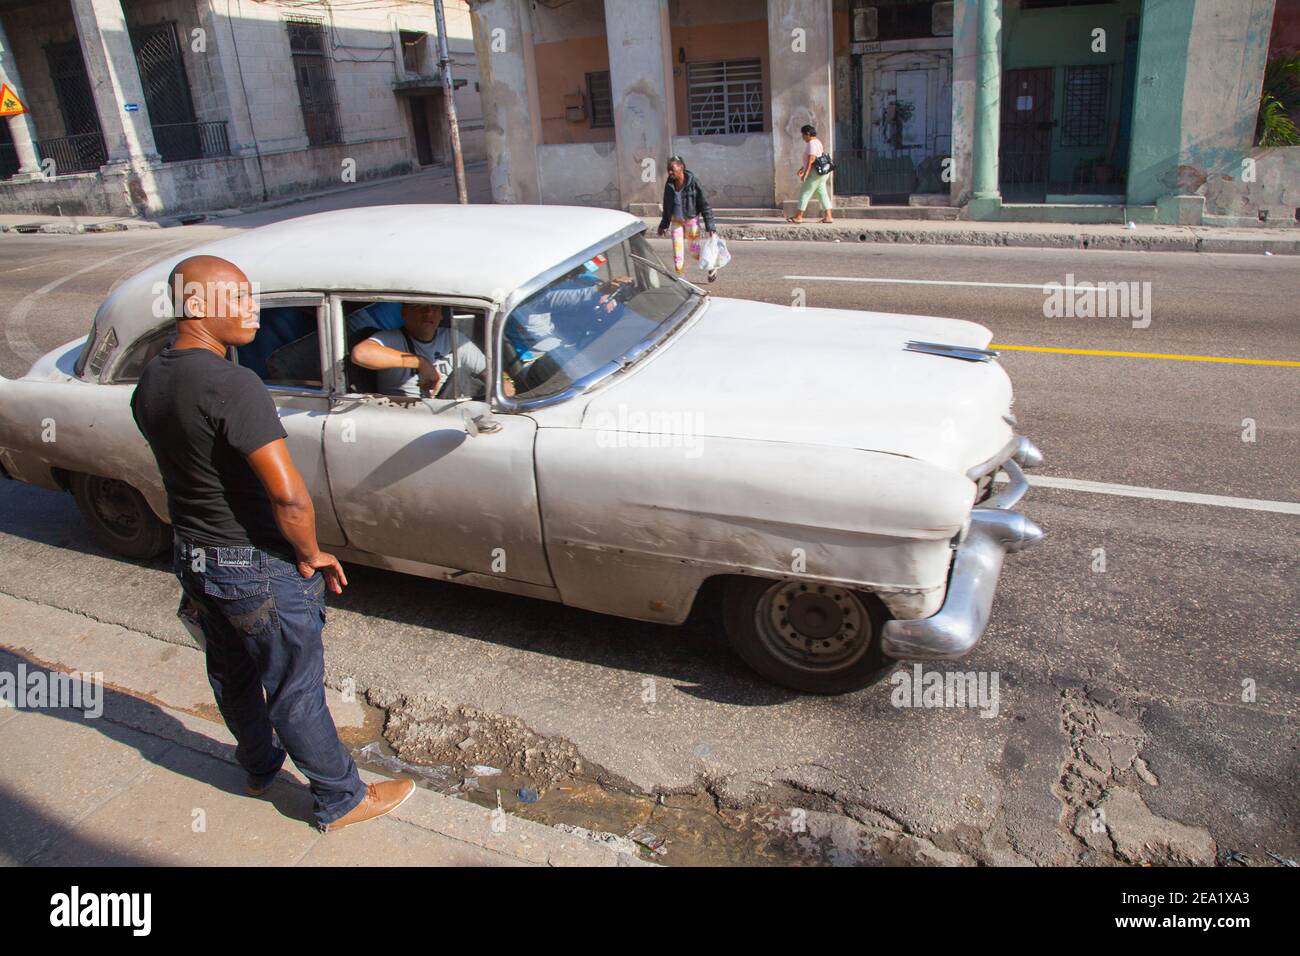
[0, 205, 1042, 693]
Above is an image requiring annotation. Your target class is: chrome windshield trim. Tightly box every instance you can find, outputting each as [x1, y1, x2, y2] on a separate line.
[492, 223, 705, 412]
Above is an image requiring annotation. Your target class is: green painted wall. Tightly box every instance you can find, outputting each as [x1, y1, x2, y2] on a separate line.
[1001, 0, 1140, 189]
[1125, 0, 1193, 204]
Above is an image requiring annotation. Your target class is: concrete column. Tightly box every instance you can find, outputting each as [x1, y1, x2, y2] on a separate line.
[199, 0, 259, 158]
[69, 0, 159, 166]
[0, 15, 42, 176]
[1128, 0, 1273, 223]
[949, 0, 977, 206]
[604, 0, 674, 213]
[967, 0, 1001, 218]
[767, 0, 834, 213]
[469, 0, 540, 204]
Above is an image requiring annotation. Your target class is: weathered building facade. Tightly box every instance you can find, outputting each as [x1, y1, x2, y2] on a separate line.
[0, 0, 487, 218]
[470, 0, 1297, 225]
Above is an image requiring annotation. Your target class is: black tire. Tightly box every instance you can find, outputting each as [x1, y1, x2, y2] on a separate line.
[722, 577, 895, 694]
[70, 473, 170, 559]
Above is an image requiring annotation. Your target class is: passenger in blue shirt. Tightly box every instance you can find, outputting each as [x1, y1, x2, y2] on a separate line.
[505, 262, 632, 363]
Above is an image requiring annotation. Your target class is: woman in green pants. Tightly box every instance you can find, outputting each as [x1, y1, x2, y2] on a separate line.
[787, 124, 833, 224]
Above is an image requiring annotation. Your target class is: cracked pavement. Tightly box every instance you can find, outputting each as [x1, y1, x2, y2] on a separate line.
[0, 230, 1296, 865]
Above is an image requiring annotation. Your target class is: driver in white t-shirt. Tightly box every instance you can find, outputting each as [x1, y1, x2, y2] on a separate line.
[350, 303, 488, 398]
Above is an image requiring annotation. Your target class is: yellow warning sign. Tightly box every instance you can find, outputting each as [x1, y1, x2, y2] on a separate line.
[0, 83, 27, 117]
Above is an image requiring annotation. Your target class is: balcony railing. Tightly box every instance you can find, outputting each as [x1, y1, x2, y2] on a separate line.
[152, 120, 231, 163]
[36, 132, 108, 175]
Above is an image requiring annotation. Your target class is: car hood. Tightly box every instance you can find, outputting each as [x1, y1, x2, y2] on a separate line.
[578, 297, 1014, 473]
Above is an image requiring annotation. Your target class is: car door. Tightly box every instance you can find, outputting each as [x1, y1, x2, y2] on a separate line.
[320, 294, 553, 588]
[234, 291, 345, 547]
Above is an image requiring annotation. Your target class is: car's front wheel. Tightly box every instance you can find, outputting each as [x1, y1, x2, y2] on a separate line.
[722, 578, 895, 694]
[70, 473, 170, 559]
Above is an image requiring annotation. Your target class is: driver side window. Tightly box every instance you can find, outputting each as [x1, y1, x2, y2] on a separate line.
[341, 298, 490, 402]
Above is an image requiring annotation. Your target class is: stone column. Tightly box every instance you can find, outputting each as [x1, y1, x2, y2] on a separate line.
[0, 14, 42, 176]
[198, 0, 259, 159]
[469, 0, 540, 204]
[604, 0, 674, 213]
[967, 0, 1001, 219]
[69, 0, 160, 167]
[768, 0, 834, 214]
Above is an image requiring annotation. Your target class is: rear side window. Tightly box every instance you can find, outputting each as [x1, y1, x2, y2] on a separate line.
[111, 326, 175, 383]
[235, 305, 323, 389]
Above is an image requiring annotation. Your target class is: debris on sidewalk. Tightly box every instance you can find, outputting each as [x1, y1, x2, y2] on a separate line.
[353, 742, 456, 788]
[554, 823, 643, 857]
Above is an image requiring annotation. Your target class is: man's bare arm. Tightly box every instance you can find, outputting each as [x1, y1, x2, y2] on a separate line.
[246, 439, 347, 593]
[351, 339, 441, 393]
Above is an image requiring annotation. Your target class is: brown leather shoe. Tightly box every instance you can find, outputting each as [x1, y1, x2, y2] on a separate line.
[322, 779, 416, 832]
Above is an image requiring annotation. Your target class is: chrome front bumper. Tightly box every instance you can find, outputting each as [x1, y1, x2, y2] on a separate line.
[880, 437, 1044, 661]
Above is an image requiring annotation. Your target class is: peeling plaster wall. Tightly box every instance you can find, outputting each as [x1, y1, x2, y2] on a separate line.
[537, 140, 620, 207]
[1201, 145, 1299, 224]
[671, 132, 774, 207]
[950, 0, 978, 206]
[768, 0, 835, 207]
[471, 0, 542, 203]
[606, 0, 675, 209]
[1129, 0, 1276, 211]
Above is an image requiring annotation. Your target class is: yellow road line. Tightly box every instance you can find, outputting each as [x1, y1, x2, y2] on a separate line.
[989, 344, 1300, 367]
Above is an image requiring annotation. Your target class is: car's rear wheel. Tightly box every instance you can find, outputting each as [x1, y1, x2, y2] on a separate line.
[70, 473, 170, 559]
[722, 578, 895, 694]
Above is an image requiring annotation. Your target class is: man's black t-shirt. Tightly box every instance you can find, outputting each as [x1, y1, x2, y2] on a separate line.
[131, 347, 291, 556]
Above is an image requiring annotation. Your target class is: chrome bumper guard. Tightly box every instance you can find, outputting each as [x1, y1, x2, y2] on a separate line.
[881, 437, 1044, 661]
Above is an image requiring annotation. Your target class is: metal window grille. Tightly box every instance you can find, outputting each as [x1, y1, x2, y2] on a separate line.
[687, 58, 763, 136]
[1061, 65, 1109, 147]
[131, 21, 202, 162]
[286, 17, 341, 146]
[586, 70, 613, 128]
[43, 39, 108, 172]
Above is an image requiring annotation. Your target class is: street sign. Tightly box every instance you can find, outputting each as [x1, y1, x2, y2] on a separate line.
[0, 83, 27, 117]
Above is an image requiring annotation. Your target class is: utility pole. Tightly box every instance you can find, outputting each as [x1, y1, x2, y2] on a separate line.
[433, 0, 468, 204]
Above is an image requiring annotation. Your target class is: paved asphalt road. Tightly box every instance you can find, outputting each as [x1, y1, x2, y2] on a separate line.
[0, 224, 1296, 865]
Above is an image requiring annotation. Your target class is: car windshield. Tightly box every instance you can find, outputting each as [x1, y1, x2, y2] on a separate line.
[501, 232, 697, 402]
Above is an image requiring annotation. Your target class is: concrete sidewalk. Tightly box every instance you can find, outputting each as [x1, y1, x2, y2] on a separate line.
[0, 593, 646, 867]
[1, 161, 1295, 254]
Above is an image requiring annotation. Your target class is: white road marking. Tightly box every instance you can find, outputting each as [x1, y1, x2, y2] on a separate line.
[994, 473, 1300, 515]
[785, 274, 1070, 291]
[3, 238, 188, 365]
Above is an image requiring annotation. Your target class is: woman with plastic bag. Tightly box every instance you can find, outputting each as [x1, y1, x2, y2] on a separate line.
[656, 155, 721, 282]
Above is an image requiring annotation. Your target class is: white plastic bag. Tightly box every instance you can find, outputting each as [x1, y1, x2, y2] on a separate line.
[699, 234, 732, 273]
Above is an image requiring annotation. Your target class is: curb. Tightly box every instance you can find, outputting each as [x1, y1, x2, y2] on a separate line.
[708, 222, 1300, 255]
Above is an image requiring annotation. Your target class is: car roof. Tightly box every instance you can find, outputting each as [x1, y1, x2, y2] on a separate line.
[94, 204, 642, 354]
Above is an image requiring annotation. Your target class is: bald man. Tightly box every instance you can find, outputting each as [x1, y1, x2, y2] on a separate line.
[131, 255, 414, 832]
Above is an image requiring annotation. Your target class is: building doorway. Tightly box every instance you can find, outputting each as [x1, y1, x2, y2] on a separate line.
[863, 50, 952, 201]
[999, 66, 1053, 201]
[407, 94, 443, 167]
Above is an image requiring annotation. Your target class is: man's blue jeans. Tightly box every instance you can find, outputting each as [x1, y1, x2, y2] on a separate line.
[174, 539, 367, 828]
